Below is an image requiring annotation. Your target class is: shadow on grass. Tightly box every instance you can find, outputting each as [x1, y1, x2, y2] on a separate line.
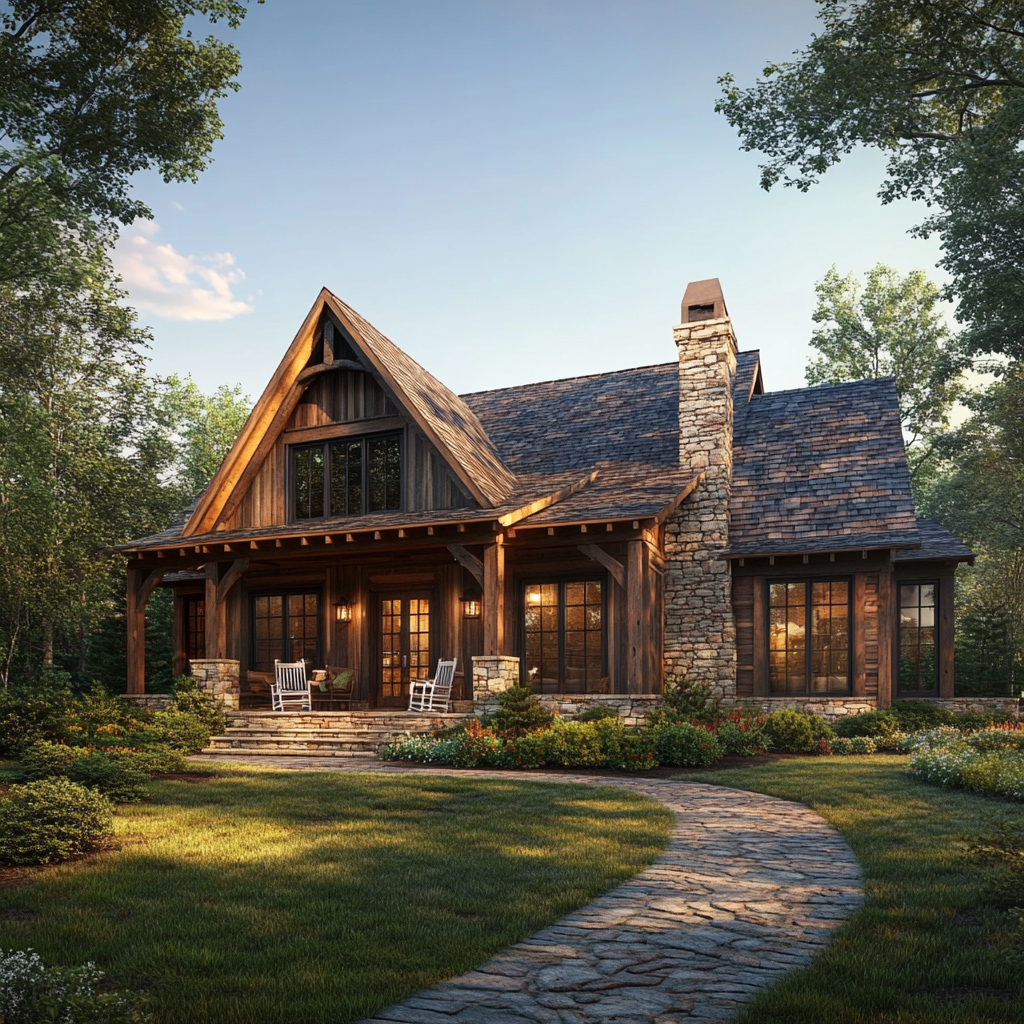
[0, 767, 671, 1024]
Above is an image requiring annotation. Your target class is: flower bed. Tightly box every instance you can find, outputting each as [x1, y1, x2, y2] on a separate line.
[902, 725, 1024, 800]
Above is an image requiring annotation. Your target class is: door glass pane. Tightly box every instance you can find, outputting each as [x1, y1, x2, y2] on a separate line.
[409, 598, 431, 679]
[381, 598, 402, 696]
[289, 593, 319, 664]
[253, 594, 284, 672]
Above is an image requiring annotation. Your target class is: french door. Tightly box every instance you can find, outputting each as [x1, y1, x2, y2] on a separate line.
[378, 591, 434, 708]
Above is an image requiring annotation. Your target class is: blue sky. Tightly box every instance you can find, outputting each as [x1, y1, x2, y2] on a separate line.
[115, 0, 948, 402]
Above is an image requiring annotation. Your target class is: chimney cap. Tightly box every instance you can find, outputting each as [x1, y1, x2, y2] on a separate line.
[682, 278, 727, 323]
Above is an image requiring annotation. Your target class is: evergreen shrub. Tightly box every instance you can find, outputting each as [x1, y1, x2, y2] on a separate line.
[492, 686, 554, 735]
[0, 779, 113, 865]
[761, 709, 819, 753]
[652, 722, 721, 767]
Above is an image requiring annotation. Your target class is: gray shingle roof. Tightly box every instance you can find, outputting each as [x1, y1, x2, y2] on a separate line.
[895, 518, 973, 562]
[729, 377, 920, 556]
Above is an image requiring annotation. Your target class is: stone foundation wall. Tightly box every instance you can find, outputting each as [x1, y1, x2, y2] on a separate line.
[930, 697, 1020, 716]
[189, 658, 240, 710]
[121, 694, 171, 712]
[471, 655, 519, 700]
[664, 316, 737, 703]
[743, 697, 877, 722]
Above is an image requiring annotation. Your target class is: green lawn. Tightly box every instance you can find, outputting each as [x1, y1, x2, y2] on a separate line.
[675, 755, 1024, 1024]
[0, 766, 672, 1024]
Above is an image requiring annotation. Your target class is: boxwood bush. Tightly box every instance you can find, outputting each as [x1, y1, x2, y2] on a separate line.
[761, 709, 824, 754]
[0, 779, 113, 865]
[21, 741, 151, 802]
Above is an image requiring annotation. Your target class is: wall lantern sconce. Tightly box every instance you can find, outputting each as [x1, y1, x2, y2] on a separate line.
[461, 592, 481, 619]
[334, 599, 353, 624]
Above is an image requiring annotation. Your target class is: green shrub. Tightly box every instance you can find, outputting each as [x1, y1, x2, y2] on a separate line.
[715, 721, 771, 756]
[959, 710, 1016, 731]
[538, 721, 606, 767]
[0, 779, 113, 865]
[130, 747, 189, 774]
[0, 948, 150, 1024]
[849, 736, 877, 754]
[652, 723, 721, 767]
[761, 709, 817, 753]
[660, 674, 721, 724]
[20, 741, 149, 802]
[166, 676, 226, 733]
[832, 709, 899, 738]
[0, 681, 73, 757]
[889, 700, 957, 731]
[577, 706, 617, 722]
[492, 686, 554, 736]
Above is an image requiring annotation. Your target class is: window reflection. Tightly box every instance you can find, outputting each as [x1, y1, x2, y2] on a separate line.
[769, 580, 850, 694]
[524, 581, 605, 694]
[899, 582, 937, 693]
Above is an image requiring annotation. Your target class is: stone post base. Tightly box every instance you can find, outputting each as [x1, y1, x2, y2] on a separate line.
[472, 656, 519, 700]
[189, 659, 240, 711]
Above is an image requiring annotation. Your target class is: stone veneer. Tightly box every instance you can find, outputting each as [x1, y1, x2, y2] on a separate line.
[121, 694, 172, 711]
[471, 655, 520, 700]
[747, 697, 877, 722]
[931, 697, 1020, 716]
[189, 658, 241, 710]
[664, 316, 737, 702]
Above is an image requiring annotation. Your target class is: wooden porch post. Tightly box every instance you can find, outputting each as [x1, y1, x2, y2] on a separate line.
[939, 572, 955, 699]
[126, 569, 145, 694]
[626, 540, 645, 694]
[205, 562, 227, 660]
[483, 539, 505, 656]
[877, 568, 894, 709]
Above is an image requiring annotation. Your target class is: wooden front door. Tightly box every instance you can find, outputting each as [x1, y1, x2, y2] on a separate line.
[378, 591, 434, 708]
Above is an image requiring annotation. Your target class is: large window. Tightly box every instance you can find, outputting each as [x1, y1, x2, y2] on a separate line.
[184, 596, 205, 661]
[768, 580, 850, 694]
[899, 582, 937, 694]
[292, 433, 401, 521]
[523, 580, 606, 694]
[252, 592, 320, 672]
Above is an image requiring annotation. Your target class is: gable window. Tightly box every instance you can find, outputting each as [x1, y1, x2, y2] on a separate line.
[252, 592, 320, 672]
[898, 583, 937, 694]
[523, 580, 606, 694]
[768, 580, 850, 694]
[292, 433, 401, 520]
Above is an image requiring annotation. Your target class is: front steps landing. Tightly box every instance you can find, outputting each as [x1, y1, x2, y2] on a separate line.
[202, 710, 470, 758]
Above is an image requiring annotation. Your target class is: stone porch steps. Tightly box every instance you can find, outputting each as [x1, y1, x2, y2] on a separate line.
[203, 710, 470, 757]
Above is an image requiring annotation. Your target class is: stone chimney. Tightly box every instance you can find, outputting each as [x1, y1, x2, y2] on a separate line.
[663, 278, 737, 700]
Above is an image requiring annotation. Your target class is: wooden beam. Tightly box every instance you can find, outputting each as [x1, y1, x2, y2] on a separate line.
[138, 569, 166, 609]
[448, 544, 484, 588]
[939, 573, 955, 699]
[216, 558, 249, 604]
[654, 473, 703, 525]
[282, 415, 406, 446]
[877, 569, 894, 709]
[578, 544, 625, 589]
[205, 563, 227, 660]
[126, 569, 146, 695]
[626, 540, 644, 694]
[497, 470, 599, 527]
[295, 359, 365, 385]
[852, 573, 867, 698]
[483, 540, 505, 655]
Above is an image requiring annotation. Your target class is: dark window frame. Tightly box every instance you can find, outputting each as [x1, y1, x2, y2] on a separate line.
[183, 595, 205, 661]
[519, 575, 608, 695]
[764, 576, 853, 696]
[289, 430, 403, 522]
[897, 579, 939, 696]
[249, 588, 323, 672]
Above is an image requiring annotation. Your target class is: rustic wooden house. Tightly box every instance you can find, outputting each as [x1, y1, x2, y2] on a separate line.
[117, 279, 972, 717]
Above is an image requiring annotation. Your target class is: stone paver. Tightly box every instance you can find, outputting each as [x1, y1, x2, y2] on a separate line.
[189, 754, 863, 1023]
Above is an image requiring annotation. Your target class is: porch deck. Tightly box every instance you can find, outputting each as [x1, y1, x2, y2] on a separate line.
[204, 709, 472, 758]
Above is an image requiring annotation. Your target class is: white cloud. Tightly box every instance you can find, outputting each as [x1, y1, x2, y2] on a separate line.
[114, 221, 254, 321]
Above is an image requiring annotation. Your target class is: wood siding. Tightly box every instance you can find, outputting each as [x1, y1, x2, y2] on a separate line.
[229, 368, 473, 530]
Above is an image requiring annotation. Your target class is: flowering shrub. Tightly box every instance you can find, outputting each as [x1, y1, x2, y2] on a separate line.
[830, 736, 877, 755]
[0, 779, 113, 865]
[908, 726, 1024, 800]
[0, 949, 150, 1023]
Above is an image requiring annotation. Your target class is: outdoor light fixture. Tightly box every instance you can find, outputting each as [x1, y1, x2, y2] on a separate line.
[334, 599, 352, 624]
[461, 592, 481, 619]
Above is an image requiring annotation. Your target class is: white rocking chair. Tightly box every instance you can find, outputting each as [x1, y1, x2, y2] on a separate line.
[272, 659, 311, 712]
[408, 658, 457, 713]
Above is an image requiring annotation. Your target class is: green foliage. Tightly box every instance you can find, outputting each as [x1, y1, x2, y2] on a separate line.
[833, 709, 901, 738]
[0, 678, 72, 756]
[889, 700, 957, 731]
[715, 720, 771, 756]
[492, 686, 554, 736]
[152, 677, 226, 752]
[661, 673, 720, 724]
[0, 949, 151, 1024]
[21, 741, 149, 802]
[806, 263, 964, 457]
[760, 709, 819, 754]
[716, 0, 1024, 361]
[577, 705, 617, 722]
[537, 720, 607, 767]
[0, 778, 113, 864]
[651, 722, 721, 768]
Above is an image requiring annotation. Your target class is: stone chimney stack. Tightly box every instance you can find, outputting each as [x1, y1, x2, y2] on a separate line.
[663, 278, 737, 700]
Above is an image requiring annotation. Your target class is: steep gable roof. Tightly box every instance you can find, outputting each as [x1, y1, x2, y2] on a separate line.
[729, 377, 920, 556]
[183, 289, 515, 536]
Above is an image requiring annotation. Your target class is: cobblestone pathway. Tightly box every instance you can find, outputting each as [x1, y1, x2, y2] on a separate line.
[190, 754, 864, 1023]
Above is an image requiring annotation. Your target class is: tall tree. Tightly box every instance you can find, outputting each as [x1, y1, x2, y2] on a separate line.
[806, 264, 964, 485]
[0, 0, 259, 286]
[716, 0, 1024, 359]
[0, 252, 177, 684]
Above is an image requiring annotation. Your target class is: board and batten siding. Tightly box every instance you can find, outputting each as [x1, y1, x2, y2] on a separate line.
[228, 369, 473, 529]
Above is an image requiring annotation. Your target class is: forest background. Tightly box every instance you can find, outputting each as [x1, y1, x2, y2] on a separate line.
[1, 0, 1020, 696]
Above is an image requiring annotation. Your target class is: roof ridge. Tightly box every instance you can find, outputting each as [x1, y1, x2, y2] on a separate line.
[753, 376, 897, 400]
[460, 361, 678, 398]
